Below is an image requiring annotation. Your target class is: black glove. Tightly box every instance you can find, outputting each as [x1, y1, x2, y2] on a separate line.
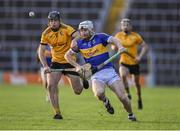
[91, 67, 98, 74]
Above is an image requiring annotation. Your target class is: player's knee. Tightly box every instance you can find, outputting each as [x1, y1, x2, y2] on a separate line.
[120, 71, 126, 77]
[74, 89, 82, 95]
[92, 79, 105, 100]
[72, 86, 83, 95]
[121, 75, 127, 81]
[71, 81, 83, 95]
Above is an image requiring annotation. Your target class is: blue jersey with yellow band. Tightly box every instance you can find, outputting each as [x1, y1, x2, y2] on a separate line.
[77, 33, 113, 69]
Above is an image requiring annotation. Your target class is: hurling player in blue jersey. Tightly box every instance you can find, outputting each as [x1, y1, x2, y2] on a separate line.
[65, 21, 137, 121]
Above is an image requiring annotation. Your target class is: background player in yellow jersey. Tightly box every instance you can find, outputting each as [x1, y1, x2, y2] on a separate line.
[38, 11, 89, 119]
[112, 18, 148, 110]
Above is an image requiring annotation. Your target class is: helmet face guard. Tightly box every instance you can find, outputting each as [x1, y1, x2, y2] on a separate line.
[48, 11, 61, 21]
[78, 20, 94, 34]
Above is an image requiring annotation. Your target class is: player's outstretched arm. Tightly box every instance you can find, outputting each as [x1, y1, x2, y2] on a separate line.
[108, 36, 124, 52]
[136, 41, 148, 63]
[65, 39, 81, 71]
[38, 44, 47, 67]
[38, 44, 50, 73]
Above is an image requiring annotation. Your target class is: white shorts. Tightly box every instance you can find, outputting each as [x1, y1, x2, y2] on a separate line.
[91, 67, 120, 86]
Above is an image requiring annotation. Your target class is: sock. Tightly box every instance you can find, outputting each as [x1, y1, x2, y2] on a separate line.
[103, 97, 109, 106]
[54, 108, 61, 115]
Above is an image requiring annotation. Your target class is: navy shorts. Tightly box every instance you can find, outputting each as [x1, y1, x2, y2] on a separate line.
[121, 63, 140, 75]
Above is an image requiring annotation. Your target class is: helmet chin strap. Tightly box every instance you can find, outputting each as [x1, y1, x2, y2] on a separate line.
[89, 31, 95, 40]
[89, 30, 95, 35]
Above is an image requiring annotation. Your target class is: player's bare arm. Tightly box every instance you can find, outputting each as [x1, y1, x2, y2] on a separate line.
[65, 39, 81, 71]
[111, 44, 118, 51]
[136, 41, 148, 63]
[38, 44, 50, 73]
[108, 36, 124, 51]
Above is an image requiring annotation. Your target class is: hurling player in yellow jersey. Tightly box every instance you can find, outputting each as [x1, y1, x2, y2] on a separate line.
[113, 18, 148, 110]
[38, 11, 89, 120]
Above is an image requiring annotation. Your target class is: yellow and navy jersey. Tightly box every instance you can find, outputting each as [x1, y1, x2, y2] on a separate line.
[115, 31, 143, 65]
[77, 33, 112, 69]
[40, 23, 75, 63]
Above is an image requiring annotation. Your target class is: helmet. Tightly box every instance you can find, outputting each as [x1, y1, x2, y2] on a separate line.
[48, 11, 61, 21]
[78, 20, 94, 32]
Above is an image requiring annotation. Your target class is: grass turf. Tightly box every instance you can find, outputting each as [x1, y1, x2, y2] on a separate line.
[0, 84, 180, 130]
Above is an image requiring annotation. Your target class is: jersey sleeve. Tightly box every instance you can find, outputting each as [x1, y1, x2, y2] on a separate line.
[67, 25, 76, 36]
[99, 33, 111, 46]
[114, 33, 119, 39]
[135, 33, 143, 45]
[40, 32, 48, 45]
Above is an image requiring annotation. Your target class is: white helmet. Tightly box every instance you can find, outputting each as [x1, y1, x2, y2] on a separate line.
[78, 20, 94, 33]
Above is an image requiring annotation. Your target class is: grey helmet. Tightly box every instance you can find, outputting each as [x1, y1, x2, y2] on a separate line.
[48, 11, 61, 21]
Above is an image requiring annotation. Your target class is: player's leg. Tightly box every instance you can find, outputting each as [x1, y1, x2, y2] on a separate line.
[47, 72, 63, 119]
[66, 74, 84, 95]
[91, 79, 114, 114]
[40, 67, 50, 102]
[62, 63, 89, 90]
[119, 65, 132, 99]
[133, 74, 143, 109]
[109, 78, 137, 121]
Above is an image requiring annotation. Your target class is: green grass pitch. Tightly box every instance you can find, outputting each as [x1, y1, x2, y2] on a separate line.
[0, 83, 180, 130]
